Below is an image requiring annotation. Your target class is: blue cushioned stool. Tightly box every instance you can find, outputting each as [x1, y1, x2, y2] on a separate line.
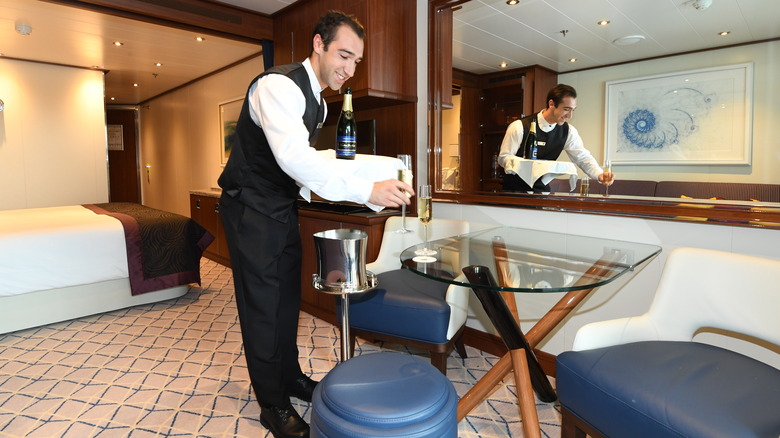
[310, 352, 458, 437]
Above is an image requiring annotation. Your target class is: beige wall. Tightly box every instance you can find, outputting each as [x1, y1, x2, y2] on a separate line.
[558, 41, 779, 184]
[138, 56, 264, 216]
[0, 59, 108, 211]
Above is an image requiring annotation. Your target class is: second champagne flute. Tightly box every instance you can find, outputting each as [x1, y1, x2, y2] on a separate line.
[603, 159, 613, 197]
[395, 154, 413, 233]
[414, 185, 437, 256]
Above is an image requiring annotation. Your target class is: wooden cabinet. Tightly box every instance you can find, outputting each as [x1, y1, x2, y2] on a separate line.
[189, 193, 230, 267]
[298, 208, 392, 324]
[273, 0, 417, 109]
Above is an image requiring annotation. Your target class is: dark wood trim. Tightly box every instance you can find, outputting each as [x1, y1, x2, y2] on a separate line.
[41, 0, 273, 42]
[433, 190, 780, 229]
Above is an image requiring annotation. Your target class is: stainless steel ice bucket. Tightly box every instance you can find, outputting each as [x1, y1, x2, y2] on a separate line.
[312, 229, 377, 294]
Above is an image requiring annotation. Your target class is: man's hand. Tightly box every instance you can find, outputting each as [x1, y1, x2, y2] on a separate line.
[598, 171, 615, 186]
[369, 180, 414, 207]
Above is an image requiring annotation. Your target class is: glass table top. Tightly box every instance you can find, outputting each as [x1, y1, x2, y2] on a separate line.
[400, 226, 661, 293]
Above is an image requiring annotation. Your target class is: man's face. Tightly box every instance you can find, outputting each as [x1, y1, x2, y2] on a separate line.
[313, 25, 364, 91]
[549, 96, 576, 125]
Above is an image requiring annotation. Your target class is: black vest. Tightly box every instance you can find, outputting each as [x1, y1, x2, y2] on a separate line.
[503, 113, 570, 192]
[218, 63, 324, 222]
[516, 113, 568, 161]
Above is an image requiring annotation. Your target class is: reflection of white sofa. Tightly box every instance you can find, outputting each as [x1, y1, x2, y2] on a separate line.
[0, 204, 210, 334]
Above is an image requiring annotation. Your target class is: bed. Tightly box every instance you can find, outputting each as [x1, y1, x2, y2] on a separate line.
[0, 202, 214, 334]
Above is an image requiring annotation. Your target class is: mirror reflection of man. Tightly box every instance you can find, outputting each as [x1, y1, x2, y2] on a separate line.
[498, 84, 614, 192]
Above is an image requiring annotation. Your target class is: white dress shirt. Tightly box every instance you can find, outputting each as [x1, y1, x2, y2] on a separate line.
[247, 58, 375, 205]
[497, 111, 603, 180]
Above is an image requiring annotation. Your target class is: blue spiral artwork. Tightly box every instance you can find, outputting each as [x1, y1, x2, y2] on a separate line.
[617, 87, 713, 153]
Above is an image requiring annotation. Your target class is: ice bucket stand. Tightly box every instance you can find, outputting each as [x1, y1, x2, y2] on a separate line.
[312, 229, 377, 362]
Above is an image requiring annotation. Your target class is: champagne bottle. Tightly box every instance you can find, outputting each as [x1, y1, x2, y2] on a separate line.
[524, 119, 538, 160]
[336, 88, 356, 160]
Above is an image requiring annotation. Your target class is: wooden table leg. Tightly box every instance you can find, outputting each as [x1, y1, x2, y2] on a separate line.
[457, 251, 626, 421]
[457, 352, 512, 421]
[463, 266, 556, 402]
[512, 348, 542, 438]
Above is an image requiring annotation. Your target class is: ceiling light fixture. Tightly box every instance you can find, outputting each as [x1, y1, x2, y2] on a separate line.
[569, 58, 577, 63]
[195, 36, 205, 42]
[613, 35, 645, 46]
[506, 0, 519, 5]
[155, 62, 163, 66]
[133, 83, 139, 87]
[113, 41, 124, 46]
[500, 61, 508, 68]
[597, 20, 610, 26]
[718, 31, 730, 36]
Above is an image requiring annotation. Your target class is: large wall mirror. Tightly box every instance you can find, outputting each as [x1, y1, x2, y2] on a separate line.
[428, 0, 780, 227]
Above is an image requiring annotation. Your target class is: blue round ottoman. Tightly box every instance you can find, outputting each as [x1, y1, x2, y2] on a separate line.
[310, 352, 458, 437]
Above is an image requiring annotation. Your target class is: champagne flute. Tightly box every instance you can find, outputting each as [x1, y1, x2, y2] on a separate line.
[414, 185, 437, 256]
[603, 159, 613, 197]
[395, 154, 413, 233]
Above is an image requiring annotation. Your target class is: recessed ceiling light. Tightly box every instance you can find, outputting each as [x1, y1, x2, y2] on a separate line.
[110, 97, 115, 101]
[195, 36, 205, 42]
[597, 20, 610, 26]
[113, 41, 124, 46]
[500, 61, 508, 68]
[155, 62, 163, 67]
[133, 83, 139, 87]
[569, 58, 577, 63]
[613, 35, 645, 46]
[506, 0, 519, 5]
[718, 31, 731, 36]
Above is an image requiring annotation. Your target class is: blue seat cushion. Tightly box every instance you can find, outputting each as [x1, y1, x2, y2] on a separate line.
[556, 341, 780, 438]
[311, 352, 458, 437]
[340, 269, 451, 344]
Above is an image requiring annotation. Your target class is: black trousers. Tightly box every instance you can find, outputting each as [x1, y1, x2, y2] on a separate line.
[219, 194, 304, 408]
[503, 173, 551, 193]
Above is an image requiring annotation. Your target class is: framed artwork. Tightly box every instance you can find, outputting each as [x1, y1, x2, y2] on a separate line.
[605, 62, 753, 165]
[219, 97, 243, 165]
[107, 124, 124, 151]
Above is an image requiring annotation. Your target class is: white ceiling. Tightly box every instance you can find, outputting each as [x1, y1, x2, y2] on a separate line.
[454, 0, 780, 74]
[1, 0, 777, 104]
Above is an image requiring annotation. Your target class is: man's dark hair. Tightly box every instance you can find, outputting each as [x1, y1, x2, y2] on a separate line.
[312, 10, 365, 50]
[547, 84, 577, 107]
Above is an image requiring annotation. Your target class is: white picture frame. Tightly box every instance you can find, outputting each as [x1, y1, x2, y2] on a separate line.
[605, 62, 753, 165]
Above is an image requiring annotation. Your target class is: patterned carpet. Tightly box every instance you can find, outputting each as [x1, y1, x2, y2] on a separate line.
[0, 259, 561, 437]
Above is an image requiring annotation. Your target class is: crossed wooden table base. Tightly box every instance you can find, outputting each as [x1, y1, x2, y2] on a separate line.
[457, 246, 626, 438]
[400, 228, 660, 438]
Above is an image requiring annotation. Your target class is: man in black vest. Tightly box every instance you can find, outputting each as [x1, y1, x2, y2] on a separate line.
[218, 11, 413, 438]
[498, 84, 615, 192]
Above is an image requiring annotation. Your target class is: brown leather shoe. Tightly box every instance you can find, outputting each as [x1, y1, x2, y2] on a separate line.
[287, 375, 319, 403]
[260, 404, 309, 438]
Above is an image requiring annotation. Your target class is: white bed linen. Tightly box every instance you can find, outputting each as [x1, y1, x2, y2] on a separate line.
[0, 205, 128, 297]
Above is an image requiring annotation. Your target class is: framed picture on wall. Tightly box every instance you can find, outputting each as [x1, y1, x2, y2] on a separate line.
[219, 97, 244, 165]
[605, 62, 753, 165]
